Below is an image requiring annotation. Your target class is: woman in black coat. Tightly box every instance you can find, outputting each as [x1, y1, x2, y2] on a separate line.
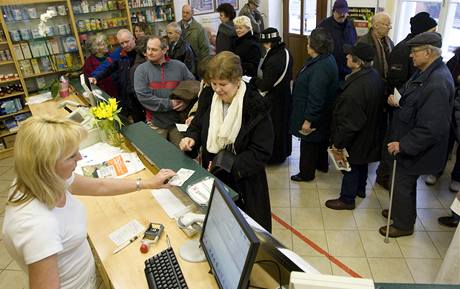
[216, 3, 237, 53]
[290, 28, 339, 182]
[326, 42, 385, 210]
[250, 27, 293, 164]
[180, 51, 274, 232]
[231, 15, 261, 77]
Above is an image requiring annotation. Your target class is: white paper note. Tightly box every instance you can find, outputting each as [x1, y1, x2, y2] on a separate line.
[451, 198, 460, 216]
[151, 188, 189, 218]
[168, 168, 195, 186]
[109, 220, 145, 246]
[175, 123, 189, 132]
[394, 87, 402, 104]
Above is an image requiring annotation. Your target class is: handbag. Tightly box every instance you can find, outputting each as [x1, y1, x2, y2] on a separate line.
[209, 149, 236, 174]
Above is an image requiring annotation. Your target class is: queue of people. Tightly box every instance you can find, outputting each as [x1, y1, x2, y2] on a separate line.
[5, 0, 460, 286]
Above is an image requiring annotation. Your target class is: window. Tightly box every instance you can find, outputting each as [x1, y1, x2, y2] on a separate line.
[288, 0, 317, 35]
[394, 0, 460, 59]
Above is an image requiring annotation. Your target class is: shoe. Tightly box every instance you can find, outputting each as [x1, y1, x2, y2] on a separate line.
[325, 198, 355, 210]
[379, 225, 413, 238]
[376, 175, 390, 191]
[356, 191, 366, 198]
[449, 180, 460, 192]
[290, 173, 314, 182]
[438, 216, 459, 227]
[424, 175, 438, 185]
[317, 166, 329, 173]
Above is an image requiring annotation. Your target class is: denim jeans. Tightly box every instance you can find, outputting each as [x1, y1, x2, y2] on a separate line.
[339, 163, 368, 204]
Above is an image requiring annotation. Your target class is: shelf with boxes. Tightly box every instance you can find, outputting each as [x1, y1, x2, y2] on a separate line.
[128, 0, 175, 36]
[71, 0, 130, 56]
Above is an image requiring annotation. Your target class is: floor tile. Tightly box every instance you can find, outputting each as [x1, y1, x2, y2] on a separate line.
[272, 229, 293, 250]
[353, 209, 386, 230]
[267, 172, 290, 189]
[405, 258, 443, 284]
[436, 191, 457, 209]
[289, 179, 317, 190]
[359, 230, 403, 258]
[417, 208, 456, 232]
[0, 270, 25, 289]
[291, 208, 323, 229]
[331, 257, 373, 279]
[266, 162, 289, 174]
[300, 256, 332, 274]
[290, 188, 320, 208]
[355, 191, 382, 209]
[292, 229, 328, 257]
[325, 230, 365, 257]
[367, 258, 414, 283]
[0, 240, 12, 269]
[321, 209, 357, 230]
[269, 189, 290, 207]
[6, 259, 20, 271]
[427, 231, 456, 258]
[318, 189, 340, 208]
[396, 231, 440, 258]
[271, 207, 291, 230]
[0, 167, 10, 177]
[417, 189, 444, 209]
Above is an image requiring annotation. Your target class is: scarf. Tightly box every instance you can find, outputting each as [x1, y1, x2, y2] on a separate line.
[371, 30, 391, 78]
[206, 80, 246, 154]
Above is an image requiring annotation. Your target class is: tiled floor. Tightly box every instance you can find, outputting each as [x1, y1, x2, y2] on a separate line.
[0, 137, 458, 286]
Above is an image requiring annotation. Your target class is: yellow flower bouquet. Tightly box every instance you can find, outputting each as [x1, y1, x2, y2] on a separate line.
[91, 98, 123, 147]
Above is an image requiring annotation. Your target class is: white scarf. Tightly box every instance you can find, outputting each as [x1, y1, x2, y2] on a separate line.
[206, 80, 246, 154]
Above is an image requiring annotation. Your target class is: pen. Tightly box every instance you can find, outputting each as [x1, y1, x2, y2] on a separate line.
[113, 235, 138, 254]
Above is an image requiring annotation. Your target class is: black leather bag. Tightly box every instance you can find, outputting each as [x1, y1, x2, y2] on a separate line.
[209, 149, 235, 174]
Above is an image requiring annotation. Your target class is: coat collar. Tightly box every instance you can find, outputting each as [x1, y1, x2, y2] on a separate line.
[402, 57, 444, 97]
[341, 67, 374, 90]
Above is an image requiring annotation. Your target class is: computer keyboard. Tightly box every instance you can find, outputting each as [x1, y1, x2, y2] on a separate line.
[144, 247, 189, 289]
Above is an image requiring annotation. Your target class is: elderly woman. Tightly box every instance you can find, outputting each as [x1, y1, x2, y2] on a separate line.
[82, 33, 117, 97]
[290, 28, 339, 182]
[2, 116, 175, 289]
[231, 15, 261, 77]
[179, 51, 274, 232]
[216, 3, 236, 53]
[250, 27, 293, 164]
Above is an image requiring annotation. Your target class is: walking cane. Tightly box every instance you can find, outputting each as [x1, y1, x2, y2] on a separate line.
[384, 157, 397, 243]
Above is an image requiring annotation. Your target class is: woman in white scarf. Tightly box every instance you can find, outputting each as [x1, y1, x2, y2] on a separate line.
[179, 51, 274, 232]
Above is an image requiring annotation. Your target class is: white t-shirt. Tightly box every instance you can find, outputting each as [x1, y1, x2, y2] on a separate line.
[2, 182, 96, 289]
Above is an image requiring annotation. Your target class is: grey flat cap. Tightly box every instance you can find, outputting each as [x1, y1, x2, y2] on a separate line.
[406, 32, 442, 48]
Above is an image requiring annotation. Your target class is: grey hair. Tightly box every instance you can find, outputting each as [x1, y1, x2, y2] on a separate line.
[167, 22, 182, 35]
[117, 28, 134, 39]
[147, 36, 169, 49]
[90, 33, 108, 54]
[427, 45, 442, 56]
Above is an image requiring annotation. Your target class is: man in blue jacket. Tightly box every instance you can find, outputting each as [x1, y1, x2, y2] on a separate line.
[318, 0, 357, 81]
[382, 32, 455, 237]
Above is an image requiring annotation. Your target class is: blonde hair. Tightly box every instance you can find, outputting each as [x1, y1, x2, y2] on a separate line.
[233, 15, 252, 31]
[206, 51, 242, 82]
[9, 116, 87, 208]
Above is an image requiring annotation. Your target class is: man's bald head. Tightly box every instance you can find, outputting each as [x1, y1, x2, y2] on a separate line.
[117, 29, 136, 52]
[182, 4, 193, 22]
[372, 12, 392, 38]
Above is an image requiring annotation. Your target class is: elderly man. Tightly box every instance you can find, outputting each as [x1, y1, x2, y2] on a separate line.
[318, 0, 357, 81]
[179, 4, 210, 63]
[166, 22, 196, 75]
[325, 42, 385, 210]
[134, 36, 195, 147]
[89, 29, 145, 122]
[239, 0, 264, 35]
[381, 32, 455, 238]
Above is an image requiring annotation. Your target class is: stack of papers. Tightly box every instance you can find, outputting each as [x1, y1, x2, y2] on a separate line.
[327, 147, 351, 172]
[75, 142, 145, 178]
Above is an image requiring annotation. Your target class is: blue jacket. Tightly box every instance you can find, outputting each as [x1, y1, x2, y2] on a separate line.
[90, 47, 122, 78]
[390, 57, 455, 175]
[318, 17, 357, 81]
[290, 54, 339, 143]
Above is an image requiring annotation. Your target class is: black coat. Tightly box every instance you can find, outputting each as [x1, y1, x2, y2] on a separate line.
[250, 42, 293, 163]
[388, 34, 416, 90]
[185, 86, 274, 232]
[232, 33, 261, 77]
[216, 22, 236, 53]
[390, 58, 455, 175]
[167, 37, 196, 76]
[332, 67, 385, 164]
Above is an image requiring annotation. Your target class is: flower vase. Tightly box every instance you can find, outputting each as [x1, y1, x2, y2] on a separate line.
[97, 119, 122, 147]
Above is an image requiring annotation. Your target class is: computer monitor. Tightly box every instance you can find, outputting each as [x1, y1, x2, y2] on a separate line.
[200, 180, 260, 289]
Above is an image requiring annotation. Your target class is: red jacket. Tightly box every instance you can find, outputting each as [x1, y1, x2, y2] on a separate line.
[82, 55, 118, 98]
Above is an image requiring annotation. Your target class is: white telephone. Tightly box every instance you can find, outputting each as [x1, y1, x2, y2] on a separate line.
[60, 100, 100, 148]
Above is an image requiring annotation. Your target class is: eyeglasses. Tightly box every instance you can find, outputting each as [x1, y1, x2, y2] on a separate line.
[410, 48, 427, 54]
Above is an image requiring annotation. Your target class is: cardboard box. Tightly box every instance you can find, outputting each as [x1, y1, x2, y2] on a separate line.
[3, 134, 16, 148]
[20, 42, 32, 59]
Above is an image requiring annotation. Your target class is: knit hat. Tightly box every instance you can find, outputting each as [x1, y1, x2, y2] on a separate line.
[410, 12, 437, 35]
[344, 42, 375, 62]
[260, 27, 281, 43]
[333, 0, 349, 14]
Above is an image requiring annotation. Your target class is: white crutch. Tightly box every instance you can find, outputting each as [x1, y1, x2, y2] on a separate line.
[384, 158, 397, 243]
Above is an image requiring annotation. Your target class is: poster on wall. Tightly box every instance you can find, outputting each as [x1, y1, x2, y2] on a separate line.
[216, 0, 238, 10]
[348, 7, 375, 36]
[189, 0, 215, 15]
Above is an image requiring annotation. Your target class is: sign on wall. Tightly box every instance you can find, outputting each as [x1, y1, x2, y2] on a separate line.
[189, 0, 239, 15]
[348, 7, 375, 36]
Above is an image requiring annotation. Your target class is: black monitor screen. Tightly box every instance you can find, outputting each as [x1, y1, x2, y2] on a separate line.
[200, 180, 259, 289]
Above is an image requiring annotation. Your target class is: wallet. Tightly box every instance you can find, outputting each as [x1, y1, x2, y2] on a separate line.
[210, 149, 235, 174]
